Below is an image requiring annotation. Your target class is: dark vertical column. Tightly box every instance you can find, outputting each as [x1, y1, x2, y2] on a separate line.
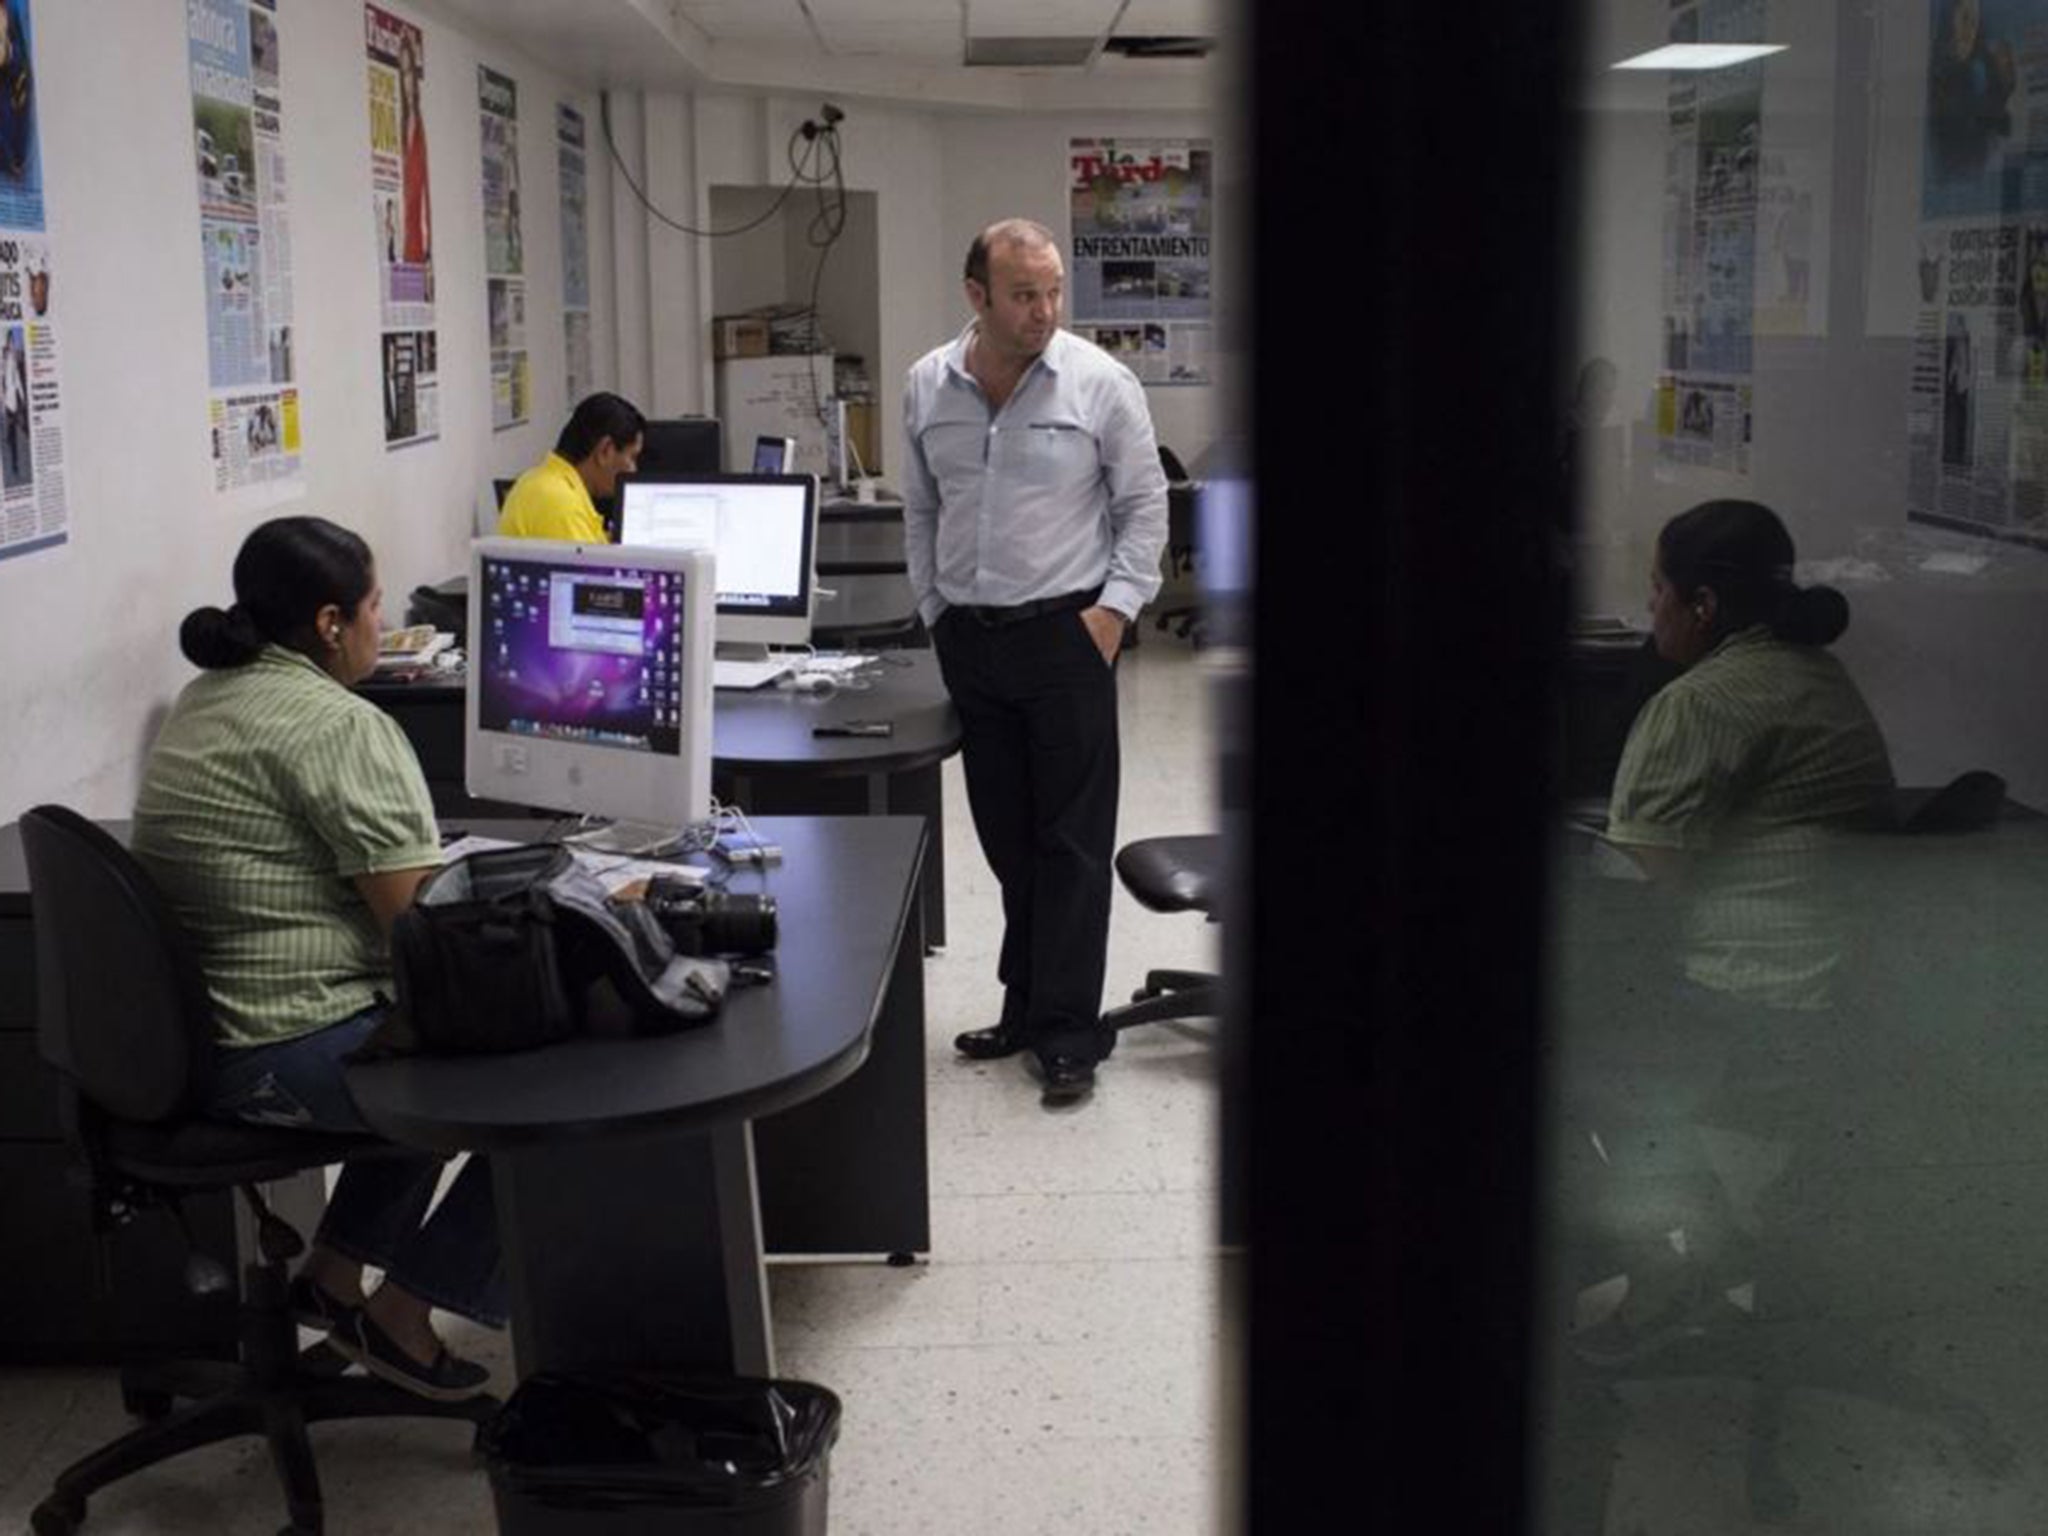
[495, 1125, 772, 1378]
[1237, 1, 1579, 1530]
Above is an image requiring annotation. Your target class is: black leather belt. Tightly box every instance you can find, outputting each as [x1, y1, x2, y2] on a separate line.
[956, 588, 1101, 628]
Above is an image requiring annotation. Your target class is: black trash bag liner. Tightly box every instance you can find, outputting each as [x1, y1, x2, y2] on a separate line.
[481, 1371, 841, 1513]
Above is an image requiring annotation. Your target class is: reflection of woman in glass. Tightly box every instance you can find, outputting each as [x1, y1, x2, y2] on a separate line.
[398, 33, 431, 267]
[1572, 502, 1893, 1361]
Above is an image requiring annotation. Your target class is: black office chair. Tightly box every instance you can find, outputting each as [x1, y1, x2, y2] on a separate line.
[1100, 835, 1221, 1033]
[21, 806, 493, 1536]
[1150, 446, 1201, 645]
[1891, 768, 2007, 833]
[405, 576, 467, 651]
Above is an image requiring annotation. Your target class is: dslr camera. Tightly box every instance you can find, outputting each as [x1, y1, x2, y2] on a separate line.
[645, 875, 779, 958]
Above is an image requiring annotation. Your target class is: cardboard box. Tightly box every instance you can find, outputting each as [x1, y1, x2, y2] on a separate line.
[843, 400, 879, 476]
[712, 316, 770, 359]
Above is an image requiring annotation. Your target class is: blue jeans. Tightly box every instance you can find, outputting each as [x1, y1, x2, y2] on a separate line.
[209, 1007, 506, 1327]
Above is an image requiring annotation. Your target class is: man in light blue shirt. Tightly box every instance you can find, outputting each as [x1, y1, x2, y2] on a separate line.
[903, 216, 1169, 1103]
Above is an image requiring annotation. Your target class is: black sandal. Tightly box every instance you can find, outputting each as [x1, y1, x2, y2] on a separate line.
[336, 1310, 491, 1402]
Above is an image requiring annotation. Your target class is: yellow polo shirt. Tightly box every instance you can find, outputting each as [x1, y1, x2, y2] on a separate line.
[497, 452, 607, 542]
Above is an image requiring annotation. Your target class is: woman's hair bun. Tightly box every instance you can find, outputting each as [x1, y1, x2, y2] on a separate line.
[1776, 583, 1849, 647]
[179, 603, 265, 669]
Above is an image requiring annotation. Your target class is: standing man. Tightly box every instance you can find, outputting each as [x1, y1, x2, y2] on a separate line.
[903, 217, 1169, 1104]
[497, 391, 645, 543]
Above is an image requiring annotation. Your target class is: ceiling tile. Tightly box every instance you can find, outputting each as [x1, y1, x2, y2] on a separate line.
[967, 0, 1119, 36]
[1115, 0, 1217, 35]
[816, 21, 963, 60]
[805, 0, 961, 19]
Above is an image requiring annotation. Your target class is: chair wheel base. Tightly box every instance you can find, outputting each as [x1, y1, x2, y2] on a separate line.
[32, 1495, 85, 1536]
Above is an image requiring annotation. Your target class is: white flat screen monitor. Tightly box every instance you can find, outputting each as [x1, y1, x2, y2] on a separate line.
[614, 473, 819, 648]
[466, 538, 716, 833]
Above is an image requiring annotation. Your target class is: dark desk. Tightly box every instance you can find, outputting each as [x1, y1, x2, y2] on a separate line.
[350, 814, 927, 1378]
[0, 814, 929, 1370]
[362, 651, 962, 947]
[713, 652, 956, 947]
[811, 572, 922, 647]
[816, 498, 921, 647]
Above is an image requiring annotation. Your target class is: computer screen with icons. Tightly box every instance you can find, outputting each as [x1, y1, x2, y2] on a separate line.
[465, 537, 716, 834]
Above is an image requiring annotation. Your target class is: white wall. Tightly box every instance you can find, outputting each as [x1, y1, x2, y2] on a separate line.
[694, 94, 950, 481]
[690, 96, 1217, 482]
[938, 112, 1219, 464]
[0, 0, 618, 820]
[1576, 0, 2048, 803]
[0, 25, 1216, 821]
[706, 186, 792, 315]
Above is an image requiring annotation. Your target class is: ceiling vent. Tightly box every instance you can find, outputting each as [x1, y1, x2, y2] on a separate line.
[963, 35, 1102, 67]
[1103, 35, 1215, 60]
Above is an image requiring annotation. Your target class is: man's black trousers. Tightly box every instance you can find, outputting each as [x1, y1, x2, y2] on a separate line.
[932, 599, 1121, 1064]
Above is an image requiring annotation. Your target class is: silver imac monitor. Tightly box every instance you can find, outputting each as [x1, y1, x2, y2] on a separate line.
[466, 538, 716, 842]
[614, 472, 819, 650]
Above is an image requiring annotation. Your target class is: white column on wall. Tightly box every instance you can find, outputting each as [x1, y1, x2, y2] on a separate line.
[606, 89, 654, 409]
[693, 95, 774, 419]
[644, 92, 705, 416]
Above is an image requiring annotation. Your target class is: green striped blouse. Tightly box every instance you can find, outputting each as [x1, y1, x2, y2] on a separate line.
[1607, 624, 1895, 1009]
[132, 645, 441, 1046]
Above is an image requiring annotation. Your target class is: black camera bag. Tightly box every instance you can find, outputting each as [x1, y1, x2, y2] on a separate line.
[385, 843, 730, 1057]
[388, 843, 577, 1055]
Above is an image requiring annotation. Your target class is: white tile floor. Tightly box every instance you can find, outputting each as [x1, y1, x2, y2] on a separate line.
[0, 635, 1228, 1536]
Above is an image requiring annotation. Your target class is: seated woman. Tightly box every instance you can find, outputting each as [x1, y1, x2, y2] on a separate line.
[1569, 498, 1895, 1360]
[132, 516, 498, 1401]
[1608, 497, 1895, 1001]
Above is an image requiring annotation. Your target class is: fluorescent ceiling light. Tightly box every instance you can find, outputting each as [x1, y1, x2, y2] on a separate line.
[1610, 43, 1786, 70]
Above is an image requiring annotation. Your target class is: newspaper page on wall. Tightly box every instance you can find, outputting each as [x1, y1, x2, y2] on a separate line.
[1656, 0, 1763, 475]
[366, 3, 436, 448]
[0, 0, 65, 565]
[1067, 138, 1212, 386]
[479, 66, 527, 431]
[1904, 0, 2048, 547]
[558, 102, 591, 404]
[190, 0, 300, 502]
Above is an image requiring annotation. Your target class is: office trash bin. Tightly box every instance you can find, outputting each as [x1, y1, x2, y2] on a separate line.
[481, 1372, 842, 1536]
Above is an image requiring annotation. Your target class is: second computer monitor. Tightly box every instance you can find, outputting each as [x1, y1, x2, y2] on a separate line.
[634, 417, 724, 477]
[615, 472, 819, 649]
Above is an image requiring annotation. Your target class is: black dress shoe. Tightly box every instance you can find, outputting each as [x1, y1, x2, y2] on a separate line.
[1038, 1052, 1097, 1104]
[954, 1023, 1029, 1060]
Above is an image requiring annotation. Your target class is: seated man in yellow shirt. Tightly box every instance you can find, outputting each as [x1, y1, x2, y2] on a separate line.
[496, 392, 646, 542]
